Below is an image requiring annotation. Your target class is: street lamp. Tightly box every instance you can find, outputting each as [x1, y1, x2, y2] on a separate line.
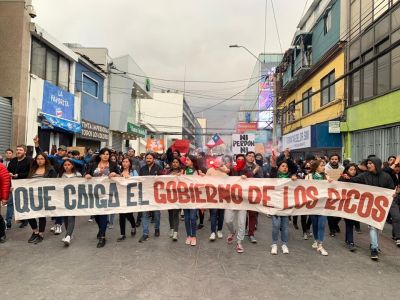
[229, 44, 265, 64]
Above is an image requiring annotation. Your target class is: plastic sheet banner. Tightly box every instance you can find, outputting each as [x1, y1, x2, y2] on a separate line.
[11, 176, 394, 229]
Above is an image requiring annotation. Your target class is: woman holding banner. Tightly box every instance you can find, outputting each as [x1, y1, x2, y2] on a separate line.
[306, 159, 332, 256]
[269, 155, 297, 255]
[117, 157, 138, 242]
[182, 155, 205, 246]
[59, 159, 82, 246]
[85, 148, 120, 248]
[167, 158, 182, 241]
[27, 153, 57, 244]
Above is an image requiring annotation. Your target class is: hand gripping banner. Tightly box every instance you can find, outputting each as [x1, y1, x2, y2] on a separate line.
[11, 176, 394, 229]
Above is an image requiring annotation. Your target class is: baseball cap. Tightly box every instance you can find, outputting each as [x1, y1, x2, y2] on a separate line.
[58, 145, 67, 151]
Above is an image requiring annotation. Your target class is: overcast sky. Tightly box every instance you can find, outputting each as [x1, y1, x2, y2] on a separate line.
[32, 0, 310, 135]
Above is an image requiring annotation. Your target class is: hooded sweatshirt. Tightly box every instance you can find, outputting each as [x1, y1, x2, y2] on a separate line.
[350, 157, 395, 190]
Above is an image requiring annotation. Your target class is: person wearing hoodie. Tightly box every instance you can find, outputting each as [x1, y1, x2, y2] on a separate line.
[269, 153, 297, 255]
[383, 155, 400, 247]
[347, 157, 396, 260]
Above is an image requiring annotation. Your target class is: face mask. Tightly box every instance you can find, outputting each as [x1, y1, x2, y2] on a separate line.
[235, 160, 246, 171]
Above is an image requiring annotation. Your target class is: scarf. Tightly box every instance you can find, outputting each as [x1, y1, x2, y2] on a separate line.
[234, 160, 246, 172]
[312, 172, 326, 180]
[278, 172, 289, 178]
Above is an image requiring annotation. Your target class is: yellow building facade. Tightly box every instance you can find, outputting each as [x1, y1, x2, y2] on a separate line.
[280, 50, 345, 135]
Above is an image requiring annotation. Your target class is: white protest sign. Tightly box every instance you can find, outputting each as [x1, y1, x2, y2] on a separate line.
[232, 134, 255, 154]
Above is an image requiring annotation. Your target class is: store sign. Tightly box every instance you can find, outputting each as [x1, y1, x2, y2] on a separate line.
[42, 81, 74, 121]
[282, 126, 311, 150]
[232, 134, 255, 155]
[127, 122, 147, 138]
[78, 120, 109, 142]
[328, 121, 341, 133]
[236, 122, 257, 134]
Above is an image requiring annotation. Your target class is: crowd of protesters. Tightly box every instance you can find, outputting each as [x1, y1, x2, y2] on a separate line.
[0, 136, 399, 261]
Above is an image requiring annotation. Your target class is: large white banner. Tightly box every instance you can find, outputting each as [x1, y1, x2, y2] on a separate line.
[11, 176, 394, 229]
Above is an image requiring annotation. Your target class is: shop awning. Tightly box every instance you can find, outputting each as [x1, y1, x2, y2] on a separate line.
[40, 113, 81, 134]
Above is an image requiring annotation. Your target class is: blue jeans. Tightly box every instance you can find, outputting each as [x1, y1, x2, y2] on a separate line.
[210, 209, 224, 233]
[272, 216, 289, 245]
[142, 211, 160, 236]
[344, 219, 354, 244]
[311, 215, 327, 243]
[95, 215, 108, 237]
[184, 209, 197, 237]
[369, 226, 379, 250]
[6, 193, 13, 224]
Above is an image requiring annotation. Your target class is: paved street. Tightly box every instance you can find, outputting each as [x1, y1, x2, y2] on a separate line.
[0, 211, 399, 300]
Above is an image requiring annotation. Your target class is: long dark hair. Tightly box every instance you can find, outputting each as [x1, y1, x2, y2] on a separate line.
[310, 159, 325, 174]
[59, 158, 77, 177]
[170, 158, 182, 172]
[29, 153, 52, 177]
[343, 163, 358, 177]
[186, 155, 200, 171]
[121, 157, 133, 173]
[94, 148, 111, 163]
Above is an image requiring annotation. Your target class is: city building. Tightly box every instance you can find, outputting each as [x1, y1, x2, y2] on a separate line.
[340, 0, 400, 162]
[276, 0, 348, 159]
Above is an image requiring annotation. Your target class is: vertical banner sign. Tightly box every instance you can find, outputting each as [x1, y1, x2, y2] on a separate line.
[42, 81, 75, 121]
[232, 134, 255, 154]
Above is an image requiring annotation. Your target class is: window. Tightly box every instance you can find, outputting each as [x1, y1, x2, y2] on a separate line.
[324, 10, 332, 35]
[288, 100, 295, 122]
[350, 0, 361, 40]
[58, 57, 69, 91]
[361, 29, 374, 52]
[82, 73, 99, 98]
[392, 5, 400, 30]
[391, 46, 400, 88]
[376, 40, 390, 94]
[30, 38, 70, 91]
[374, 0, 389, 21]
[302, 89, 312, 116]
[361, 0, 374, 31]
[350, 59, 360, 104]
[31, 39, 46, 78]
[46, 49, 58, 86]
[321, 71, 335, 106]
[362, 51, 374, 99]
[375, 14, 390, 42]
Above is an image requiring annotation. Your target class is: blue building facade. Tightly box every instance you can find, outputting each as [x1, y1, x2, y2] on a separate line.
[75, 58, 110, 149]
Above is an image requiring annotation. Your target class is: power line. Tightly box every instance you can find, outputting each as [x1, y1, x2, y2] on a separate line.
[110, 66, 261, 84]
[270, 0, 283, 53]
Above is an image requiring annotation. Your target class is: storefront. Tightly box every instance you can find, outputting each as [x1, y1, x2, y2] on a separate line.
[282, 121, 342, 159]
[38, 81, 81, 152]
[76, 119, 109, 151]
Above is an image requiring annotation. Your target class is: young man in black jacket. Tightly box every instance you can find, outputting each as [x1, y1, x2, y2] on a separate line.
[349, 157, 396, 260]
[138, 153, 163, 243]
[6, 145, 32, 229]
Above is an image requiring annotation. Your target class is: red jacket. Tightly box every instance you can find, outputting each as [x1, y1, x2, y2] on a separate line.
[0, 164, 11, 200]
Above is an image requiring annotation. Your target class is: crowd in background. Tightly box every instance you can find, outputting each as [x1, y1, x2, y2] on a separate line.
[0, 136, 399, 261]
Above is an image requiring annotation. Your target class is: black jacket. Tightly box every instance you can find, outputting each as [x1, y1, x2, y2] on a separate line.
[350, 157, 395, 190]
[85, 161, 120, 177]
[7, 156, 33, 179]
[383, 166, 400, 187]
[139, 164, 163, 176]
[276, 154, 298, 176]
[29, 167, 57, 179]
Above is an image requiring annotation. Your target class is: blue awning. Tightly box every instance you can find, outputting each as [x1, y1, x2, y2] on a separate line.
[40, 113, 81, 134]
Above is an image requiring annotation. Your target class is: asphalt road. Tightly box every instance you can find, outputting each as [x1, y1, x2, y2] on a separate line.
[0, 211, 399, 300]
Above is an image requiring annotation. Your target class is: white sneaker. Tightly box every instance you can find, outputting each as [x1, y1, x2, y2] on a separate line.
[317, 244, 328, 256]
[169, 229, 174, 238]
[282, 244, 289, 254]
[88, 218, 94, 222]
[54, 224, 62, 235]
[217, 231, 223, 239]
[209, 232, 216, 241]
[63, 235, 71, 246]
[50, 225, 55, 232]
[303, 233, 309, 240]
[312, 241, 318, 249]
[271, 244, 278, 255]
[172, 231, 178, 241]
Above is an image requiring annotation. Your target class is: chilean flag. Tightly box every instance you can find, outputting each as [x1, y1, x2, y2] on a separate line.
[206, 133, 224, 148]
